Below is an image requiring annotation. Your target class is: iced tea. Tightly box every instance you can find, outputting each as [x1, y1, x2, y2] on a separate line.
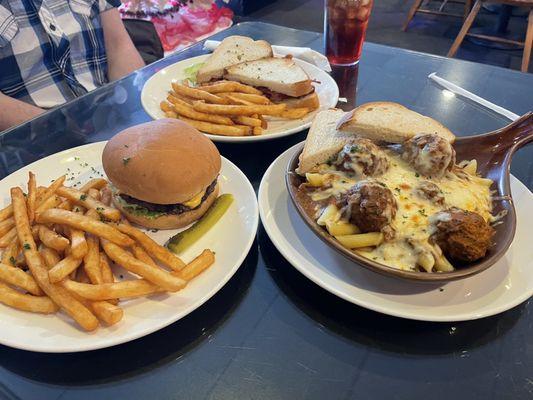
[324, 0, 373, 65]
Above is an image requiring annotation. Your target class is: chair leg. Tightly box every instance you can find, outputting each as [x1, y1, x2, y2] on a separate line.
[402, 0, 424, 32]
[464, 0, 473, 20]
[447, 0, 482, 57]
[521, 9, 533, 72]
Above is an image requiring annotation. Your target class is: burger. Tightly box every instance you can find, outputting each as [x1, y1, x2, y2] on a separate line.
[102, 119, 221, 229]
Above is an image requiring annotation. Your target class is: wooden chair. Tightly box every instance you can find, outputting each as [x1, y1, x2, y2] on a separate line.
[447, 0, 533, 72]
[403, 0, 473, 31]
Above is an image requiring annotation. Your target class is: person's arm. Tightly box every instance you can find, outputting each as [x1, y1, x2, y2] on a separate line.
[0, 92, 46, 131]
[100, 8, 145, 81]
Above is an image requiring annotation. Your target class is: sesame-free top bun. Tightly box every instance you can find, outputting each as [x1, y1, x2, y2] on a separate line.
[102, 119, 221, 204]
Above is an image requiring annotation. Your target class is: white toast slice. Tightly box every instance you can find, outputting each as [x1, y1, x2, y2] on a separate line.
[197, 36, 273, 84]
[337, 102, 455, 143]
[224, 57, 314, 97]
[296, 109, 351, 175]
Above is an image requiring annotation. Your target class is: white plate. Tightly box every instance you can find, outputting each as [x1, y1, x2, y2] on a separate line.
[0, 142, 258, 352]
[141, 54, 339, 143]
[258, 143, 533, 322]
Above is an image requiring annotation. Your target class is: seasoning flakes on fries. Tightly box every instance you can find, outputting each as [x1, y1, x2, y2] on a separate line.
[159, 80, 314, 137]
[0, 172, 216, 332]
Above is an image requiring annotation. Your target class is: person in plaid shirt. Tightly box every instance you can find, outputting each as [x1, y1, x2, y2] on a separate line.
[0, 0, 145, 130]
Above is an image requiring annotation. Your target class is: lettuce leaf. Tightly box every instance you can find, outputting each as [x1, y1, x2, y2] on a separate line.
[183, 62, 205, 86]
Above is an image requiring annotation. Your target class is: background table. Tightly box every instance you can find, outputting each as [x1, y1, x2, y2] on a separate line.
[0, 22, 532, 400]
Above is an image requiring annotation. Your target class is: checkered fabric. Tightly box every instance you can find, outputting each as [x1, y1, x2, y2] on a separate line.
[0, 0, 121, 108]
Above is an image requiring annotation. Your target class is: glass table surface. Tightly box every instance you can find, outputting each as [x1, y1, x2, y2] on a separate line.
[0, 22, 531, 400]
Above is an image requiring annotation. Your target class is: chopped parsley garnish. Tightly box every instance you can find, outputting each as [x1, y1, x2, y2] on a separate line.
[415, 172, 420, 177]
[122, 157, 131, 165]
[9, 256, 16, 266]
[80, 194, 87, 201]
[23, 243, 31, 250]
[96, 207, 104, 211]
[124, 144, 129, 148]
[418, 209, 427, 217]
[394, 187, 401, 193]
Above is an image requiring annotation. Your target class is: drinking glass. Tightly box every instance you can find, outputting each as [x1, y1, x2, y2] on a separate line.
[324, 0, 374, 66]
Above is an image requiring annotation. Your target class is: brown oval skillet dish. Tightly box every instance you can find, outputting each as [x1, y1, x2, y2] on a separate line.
[286, 112, 533, 283]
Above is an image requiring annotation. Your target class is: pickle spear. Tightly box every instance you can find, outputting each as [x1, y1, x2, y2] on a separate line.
[166, 194, 234, 254]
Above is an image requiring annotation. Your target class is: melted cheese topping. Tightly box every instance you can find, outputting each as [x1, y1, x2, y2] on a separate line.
[182, 188, 206, 208]
[307, 149, 493, 272]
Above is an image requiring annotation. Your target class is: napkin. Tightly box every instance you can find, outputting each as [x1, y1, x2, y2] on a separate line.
[203, 40, 332, 72]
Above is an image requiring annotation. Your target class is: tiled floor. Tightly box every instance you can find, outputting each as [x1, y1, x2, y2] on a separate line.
[236, 0, 531, 72]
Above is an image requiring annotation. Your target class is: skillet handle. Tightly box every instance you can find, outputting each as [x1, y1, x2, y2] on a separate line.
[504, 112, 533, 153]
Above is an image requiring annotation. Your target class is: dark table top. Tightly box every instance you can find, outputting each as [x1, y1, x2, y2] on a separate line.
[0, 22, 532, 400]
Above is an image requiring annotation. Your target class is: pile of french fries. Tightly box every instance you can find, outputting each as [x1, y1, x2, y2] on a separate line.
[159, 81, 311, 136]
[0, 173, 215, 331]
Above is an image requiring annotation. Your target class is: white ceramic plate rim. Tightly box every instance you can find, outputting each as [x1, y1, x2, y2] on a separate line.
[258, 143, 533, 322]
[140, 54, 340, 143]
[0, 141, 259, 353]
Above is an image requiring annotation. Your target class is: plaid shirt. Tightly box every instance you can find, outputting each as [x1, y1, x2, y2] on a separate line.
[0, 0, 121, 108]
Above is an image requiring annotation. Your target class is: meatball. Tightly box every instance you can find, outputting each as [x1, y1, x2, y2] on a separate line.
[414, 181, 445, 205]
[334, 138, 389, 177]
[430, 208, 494, 263]
[402, 134, 455, 178]
[344, 180, 397, 233]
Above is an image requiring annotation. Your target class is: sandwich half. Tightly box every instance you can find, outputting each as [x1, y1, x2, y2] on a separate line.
[224, 57, 320, 110]
[197, 36, 273, 84]
[337, 102, 455, 143]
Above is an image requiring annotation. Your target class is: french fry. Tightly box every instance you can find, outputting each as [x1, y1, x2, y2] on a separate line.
[80, 178, 108, 192]
[62, 278, 163, 300]
[226, 92, 270, 104]
[160, 101, 174, 113]
[279, 107, 310, 119]
[48, 255, 82, 283]
[35, 175, 66, 209]
[253, 126, 263, 136]
[89, 300, 123, 326]
[0, 227, 17, 248]
[259, 115, 267, 129]
[39, 246, 61, 269]
[35, 194, 62, 213]
[37, 225, 70, 251]
[68, 228, 88, 259]
[172, 102, 235, 125]
[1, 238, 19, 266]
[115, 223, 185, 270]
[83, 234, 103, 284]
[56, 186, 121, 221]
[0, 217, 15, 237]
[27, 172, 37, 224]
[192, 101, 286, 116]
[232, 115, 262, 127]
[177, 116, 252, 136]
[179, 250, 215, 281]
[0, 263, 43, 295]
[87, 188, 100, 201]
[132, 244, 158, 267]
[100, 186, 112, 206]
[217, 93, 256, 105]
[0, 281, 58, 314]
[0, 204, 13, 223]
[165, 111, 178, 119]
[100, 252, 114, 283]
[36, 209, 134, 247]
[102, 240, 186, 291]
[198, 81, 263, 95]
[168, 92, 194, 105]
[99, 252, 118, 305]
[172, 82, 228, 104]
[11, 187, 99, 331]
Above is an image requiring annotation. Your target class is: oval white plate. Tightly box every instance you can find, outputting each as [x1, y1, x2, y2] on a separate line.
[141, 54, 339, 143]
[258, 143, 533, 322]
[0, 142, 258, 352]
